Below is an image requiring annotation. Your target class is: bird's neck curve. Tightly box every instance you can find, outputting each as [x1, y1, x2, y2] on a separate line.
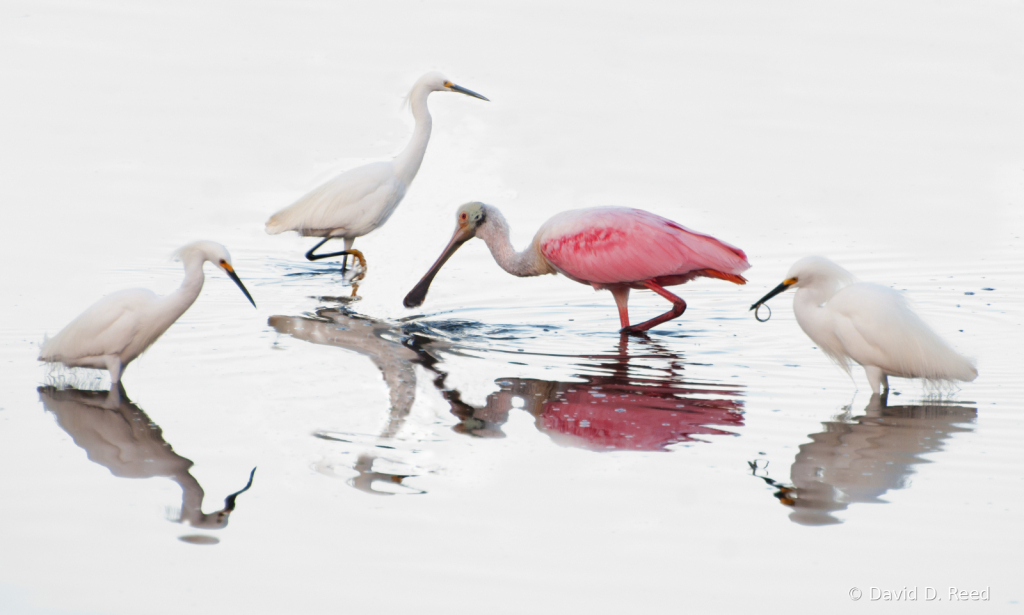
[792, 285, 835, 346]
[173, 470, 205, 524]
[476, 209, 554, 278]
[162, 257, 207, 323]
[393, 85, 433, 186]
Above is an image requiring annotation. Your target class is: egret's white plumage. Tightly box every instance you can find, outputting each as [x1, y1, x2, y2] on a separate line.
[751, 256, 977, 393]
[38, 241, 256, 384]
[265, 72, 489, 267]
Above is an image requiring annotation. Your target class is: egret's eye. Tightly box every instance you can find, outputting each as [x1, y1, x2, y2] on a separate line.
[444, 81, 453, 88]
[459, 212, 468, 222]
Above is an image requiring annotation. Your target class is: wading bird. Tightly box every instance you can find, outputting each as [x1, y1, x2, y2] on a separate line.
[38, 241, 256, 384]
[265, 72, 489, 271]
[403, 203, 750, 333]
[749, 256, 978, 394]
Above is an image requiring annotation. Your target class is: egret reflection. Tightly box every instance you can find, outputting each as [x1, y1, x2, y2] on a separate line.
[270, 309, 440, 493]
[270, 309, 423, 438]
[751, 393, 976, 525]
[38, 385, 256, 538]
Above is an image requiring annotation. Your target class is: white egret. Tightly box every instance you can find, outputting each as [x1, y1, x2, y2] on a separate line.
[750, 256, 977, 394]
[265, 72, 489, 271]
[38, 241, 256, 384]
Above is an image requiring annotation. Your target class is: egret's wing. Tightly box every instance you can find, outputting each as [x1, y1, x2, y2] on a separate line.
[40, 289, 155, 361]
[538, 207, 749, 285]
[830, 283, 976, 381]
[266, 162, 403, 235]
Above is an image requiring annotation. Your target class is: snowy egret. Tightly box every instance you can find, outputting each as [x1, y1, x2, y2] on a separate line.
[749, 256, 978, 393]
[38, 241, 256, 384]
[403, 203, 750, 333]
[265, 72, 489, 271]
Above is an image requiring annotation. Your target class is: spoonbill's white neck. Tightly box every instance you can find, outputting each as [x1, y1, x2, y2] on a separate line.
[475, 207, 554, 278]
[393, 84, 434, 186]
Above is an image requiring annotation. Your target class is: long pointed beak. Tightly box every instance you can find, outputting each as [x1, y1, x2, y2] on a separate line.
[222, 264, 257, 308]
[449, 83, 489, 101]
[221, 467, 257, 513]
[749, 280, 795, 311]
[403, 225, 475, 308]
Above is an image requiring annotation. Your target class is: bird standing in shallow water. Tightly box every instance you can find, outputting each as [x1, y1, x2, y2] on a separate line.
[265, 72, 489, 272]
[750, 255, 978, 394]
[38, 241, 256, 384]
[404, 203, 750, 333]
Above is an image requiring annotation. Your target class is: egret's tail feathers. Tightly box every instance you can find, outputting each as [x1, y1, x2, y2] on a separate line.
[38, 333, 51, 361]
[891, 310, 979, 384]
[698, 269, 747, 285]
[265, 214, 289, 235]
[38, 333, 60, 361]
[941, 356, 978, 383]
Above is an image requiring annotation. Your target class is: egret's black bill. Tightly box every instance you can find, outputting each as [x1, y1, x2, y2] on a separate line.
[226, 269, 257, 308]
[750, 281, 793, 311]
[450, 83, 489, 101]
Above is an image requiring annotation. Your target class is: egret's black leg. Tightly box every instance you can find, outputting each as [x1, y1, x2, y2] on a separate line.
[305, 238, 354, 263]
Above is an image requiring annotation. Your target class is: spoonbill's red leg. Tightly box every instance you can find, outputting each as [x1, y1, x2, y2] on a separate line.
[609, 286, 631, 329]
[621, 280, 687, 334]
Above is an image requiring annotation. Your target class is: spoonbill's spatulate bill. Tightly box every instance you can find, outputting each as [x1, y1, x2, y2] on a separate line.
[265, 72, 489, 271]
[750, 255, 978, 393]
[38, 241, 256, 384]
[403, 203, 750, 333]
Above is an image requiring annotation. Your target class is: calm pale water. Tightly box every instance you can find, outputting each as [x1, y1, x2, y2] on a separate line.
[2, 2, 1022, 613]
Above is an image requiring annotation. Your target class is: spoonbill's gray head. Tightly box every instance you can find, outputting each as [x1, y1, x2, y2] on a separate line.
[403, 202, 490, 308]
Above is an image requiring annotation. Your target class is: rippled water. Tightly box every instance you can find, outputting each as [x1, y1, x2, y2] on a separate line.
[2, 2, 1023, 613]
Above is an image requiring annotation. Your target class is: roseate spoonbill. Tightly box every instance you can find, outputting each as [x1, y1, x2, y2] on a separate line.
[403, 202, 751, 333]
[750, 256, 978, 394]
[265, 72, 489, 272]
[38, 241, 256, 384]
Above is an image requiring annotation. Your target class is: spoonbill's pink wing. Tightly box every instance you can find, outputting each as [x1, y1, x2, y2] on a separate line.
[537, 207, 749, 286]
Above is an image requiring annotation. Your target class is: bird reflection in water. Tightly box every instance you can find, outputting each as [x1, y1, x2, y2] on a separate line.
[270, 309, 435, 495]
[750, 393, 976, 525]
[271, 307, 745, 496]
[440, 337, 744, 451]
[38, 385, 256, 543]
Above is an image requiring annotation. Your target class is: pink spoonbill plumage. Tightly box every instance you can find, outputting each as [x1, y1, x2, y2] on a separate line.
[403, 203, 750, 333]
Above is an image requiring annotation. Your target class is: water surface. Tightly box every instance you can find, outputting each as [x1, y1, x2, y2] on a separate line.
[1, 1, 1022, 613]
